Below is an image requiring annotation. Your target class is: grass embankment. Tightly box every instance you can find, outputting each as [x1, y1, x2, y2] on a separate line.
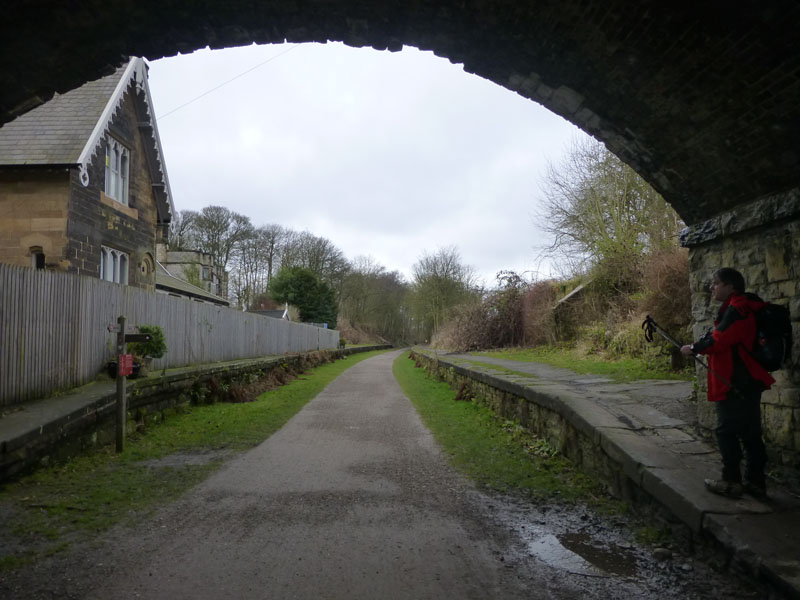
[392, 352, 618, 508]
[0, 350, 387, 570]
[477, 346, 693, 382]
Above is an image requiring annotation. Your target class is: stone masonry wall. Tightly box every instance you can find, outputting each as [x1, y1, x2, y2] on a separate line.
[683, 190, 800, 472]
[0, 170, 70, 268]
[408, 350, 634, 502]
[65, 84, 159, 290]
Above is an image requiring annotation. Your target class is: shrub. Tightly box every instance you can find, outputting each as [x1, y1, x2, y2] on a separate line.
[521, 281, 557, 346]
[128, 324, 167, 360]
[430, 300, 487, 351]
[641, 248, 691, 335]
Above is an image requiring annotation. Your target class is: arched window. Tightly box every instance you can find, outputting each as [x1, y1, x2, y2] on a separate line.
[100, 245, 129, 285]
[140, 254, 154, 278]
[104, 137, 130, 205]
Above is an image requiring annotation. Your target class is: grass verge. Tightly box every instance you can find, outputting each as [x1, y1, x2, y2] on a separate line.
[0, 350, 387, 570]
[392, 352, 620, 509]
[477, 346, 692, 382]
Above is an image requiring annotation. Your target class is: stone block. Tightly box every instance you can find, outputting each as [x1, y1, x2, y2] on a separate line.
[641, 467, 729, 533]
[598, 427, 686, 486]
[506, 71, 540, 96]
[762, 404, 793, 447]
[742, 262, 767, 286]
[777, 387, 800, 408]
[766, 239, 791, 282]
[697, 399, 715, 431]
[734, 245, 761, 266]
[775, 280, 798, 298]
[703, 511, 800, 594]
[550, 85, 584, 115]
[573, 106, 601, 131]
[534, 82, 553, 101]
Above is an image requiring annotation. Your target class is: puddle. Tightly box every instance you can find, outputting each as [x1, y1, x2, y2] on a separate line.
[528, 532, 637, 578]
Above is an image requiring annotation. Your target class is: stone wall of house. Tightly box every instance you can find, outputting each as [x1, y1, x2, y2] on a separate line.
[0, 170, 70, 269]
[163, 250, 223, 296]
[65, 84, 160, 291]
[682, 188, 800, 471]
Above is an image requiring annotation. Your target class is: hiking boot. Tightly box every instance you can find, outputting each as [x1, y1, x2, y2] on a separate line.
[743, 481, 768, 499]
[704, 478, 743, 498]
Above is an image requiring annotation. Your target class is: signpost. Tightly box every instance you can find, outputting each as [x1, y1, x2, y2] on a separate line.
[115, 316, 127, 453]
[111, 316, 152, 453]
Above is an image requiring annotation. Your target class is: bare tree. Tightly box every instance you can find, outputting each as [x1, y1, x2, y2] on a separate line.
[538, 137, 683, 291]
[191, 205, 254, 271]
[168, 209, 199, 250]
[259, 224, 287, 286]
[409, 246, 479, 338]
[339, 256, 416, 344]
[280, 230, 350, 292]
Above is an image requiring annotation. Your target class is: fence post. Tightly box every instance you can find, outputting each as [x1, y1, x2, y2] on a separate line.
[116, 315, 126, 453]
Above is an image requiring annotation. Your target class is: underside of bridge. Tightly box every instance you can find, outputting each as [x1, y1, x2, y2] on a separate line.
[2, 2, 799, 465]
[2, 1, 800, 225]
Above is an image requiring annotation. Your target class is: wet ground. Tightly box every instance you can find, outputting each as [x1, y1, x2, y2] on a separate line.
[473, 492, 762, 599]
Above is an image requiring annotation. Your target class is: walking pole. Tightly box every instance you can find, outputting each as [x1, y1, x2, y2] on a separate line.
[641, 315, 736, 391]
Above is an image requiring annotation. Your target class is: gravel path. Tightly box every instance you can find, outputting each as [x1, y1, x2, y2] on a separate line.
[0, 350, 761, 599]
[85, 349, 536, 599]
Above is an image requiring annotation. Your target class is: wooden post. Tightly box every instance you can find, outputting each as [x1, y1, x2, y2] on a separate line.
[116, 315, 126, 453]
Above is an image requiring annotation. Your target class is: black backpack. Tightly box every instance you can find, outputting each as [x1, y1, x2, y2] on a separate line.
[746, 298, 793, 372]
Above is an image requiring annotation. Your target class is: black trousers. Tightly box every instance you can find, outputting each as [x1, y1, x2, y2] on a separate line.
[714, 385, 767, 485]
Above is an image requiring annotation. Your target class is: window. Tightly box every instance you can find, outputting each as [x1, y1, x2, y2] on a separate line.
[30, 246, 45, 270]
[140, 254, 154, 276]
[104, 137, 130, 205]
[100, 246, 129, 285]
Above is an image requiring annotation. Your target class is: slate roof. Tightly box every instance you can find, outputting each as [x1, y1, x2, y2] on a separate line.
[155, 260, 229, 306]
[0, 64, 127, 165]
[0, 57, 174, 223]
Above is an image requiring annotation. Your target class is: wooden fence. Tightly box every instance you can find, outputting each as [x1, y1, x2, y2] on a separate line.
[0, 264, 339, 406]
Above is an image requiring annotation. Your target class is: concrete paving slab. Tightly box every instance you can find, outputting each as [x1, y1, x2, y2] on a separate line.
[598, 427, 692, 486]
[612, 402, 686, 428]
[526, 387, 637, 443]
[667, 440, 718, 455]
[653, 427, 696, 443]
[641, 466, 773, 532]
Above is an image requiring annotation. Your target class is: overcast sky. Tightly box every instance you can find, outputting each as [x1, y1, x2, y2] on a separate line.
[146, 42, 587, 287]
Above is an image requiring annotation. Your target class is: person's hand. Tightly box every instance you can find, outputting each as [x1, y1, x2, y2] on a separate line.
[680, 344, 694, 357]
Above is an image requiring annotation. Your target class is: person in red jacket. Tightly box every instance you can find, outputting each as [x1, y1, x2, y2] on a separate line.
[681, 268, 775, 498]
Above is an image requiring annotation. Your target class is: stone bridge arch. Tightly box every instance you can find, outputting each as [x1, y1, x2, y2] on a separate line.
[2, 2, 799, 468]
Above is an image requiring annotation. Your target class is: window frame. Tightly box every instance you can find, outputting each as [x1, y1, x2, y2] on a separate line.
[100, 245, 129, 285]
[104, 136, 130, 206]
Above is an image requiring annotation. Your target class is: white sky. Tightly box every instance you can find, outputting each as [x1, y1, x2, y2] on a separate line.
[146, 42, 587, 287]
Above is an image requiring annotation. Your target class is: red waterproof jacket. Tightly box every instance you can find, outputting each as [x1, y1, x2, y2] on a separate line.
[691, 293, 775, 402]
